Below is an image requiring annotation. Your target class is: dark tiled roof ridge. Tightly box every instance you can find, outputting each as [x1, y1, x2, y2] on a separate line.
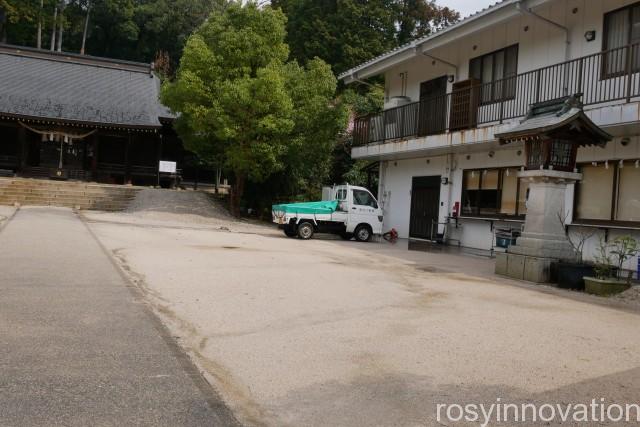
[0, 47, 167, 127]
[0, 43, 152, 74]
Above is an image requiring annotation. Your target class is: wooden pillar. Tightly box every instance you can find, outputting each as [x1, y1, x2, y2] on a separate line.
[124, 132, 132, 184]
[91, 134, 99, 179]
[156, 133, 162, 188]
[17, 125, 27, 170]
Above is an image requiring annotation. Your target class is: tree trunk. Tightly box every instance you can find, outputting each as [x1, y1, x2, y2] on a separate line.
[50, 7, 58, 51]
[56, 2, 65, 52]
[0, 9, 6, 44]
[37, 0, 44, 49]
[230, 172, 245, 217]
[80, 2, 90, 54]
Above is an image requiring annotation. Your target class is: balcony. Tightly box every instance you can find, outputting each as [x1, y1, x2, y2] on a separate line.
[353, 43, 640, 146]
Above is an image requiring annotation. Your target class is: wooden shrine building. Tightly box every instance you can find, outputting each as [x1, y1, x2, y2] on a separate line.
[0, 44, 185, 185]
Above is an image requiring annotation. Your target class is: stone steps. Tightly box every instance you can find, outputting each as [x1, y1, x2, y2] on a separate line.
[0, 178, 140, 211]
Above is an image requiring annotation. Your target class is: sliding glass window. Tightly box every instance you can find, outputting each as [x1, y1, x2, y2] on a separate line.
[462, 167, 526, 217]
[575, 162, 640, 224]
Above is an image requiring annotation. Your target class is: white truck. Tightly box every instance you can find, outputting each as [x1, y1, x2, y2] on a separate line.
[272, 184, 383, 241]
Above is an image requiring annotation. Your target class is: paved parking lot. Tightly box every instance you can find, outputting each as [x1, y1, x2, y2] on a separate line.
[85, 209, 640, 427]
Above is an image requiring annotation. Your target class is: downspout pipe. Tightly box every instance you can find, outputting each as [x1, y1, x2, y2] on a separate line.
[516, 0, 570, 61]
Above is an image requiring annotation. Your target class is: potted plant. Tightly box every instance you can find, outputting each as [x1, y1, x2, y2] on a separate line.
[551, 214, 596, 290]
[584, 236, 638, 296]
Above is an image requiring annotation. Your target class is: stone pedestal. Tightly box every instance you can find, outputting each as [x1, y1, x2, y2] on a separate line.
[496, 170, 581, 283]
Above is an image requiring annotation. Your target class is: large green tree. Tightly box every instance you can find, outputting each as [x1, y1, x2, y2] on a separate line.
[134, 0, 225, 66]
[0, 0, 222, 66]
[396, 0, 459, 45]
[272, 0, 459, 74]
[162, 2, 346, 215]
[0, 0, 54, 44]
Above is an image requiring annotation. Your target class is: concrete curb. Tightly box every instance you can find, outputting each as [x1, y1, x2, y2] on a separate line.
[0, 204, 20, 234]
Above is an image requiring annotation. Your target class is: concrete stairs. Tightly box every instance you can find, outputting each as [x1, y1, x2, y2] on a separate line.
[0, 178, 140, 211]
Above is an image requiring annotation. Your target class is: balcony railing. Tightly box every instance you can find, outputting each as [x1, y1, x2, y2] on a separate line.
[353, 43, 640, 146]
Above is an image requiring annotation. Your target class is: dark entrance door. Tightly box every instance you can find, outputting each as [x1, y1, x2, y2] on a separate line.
[409, 176, 441, 239]
[418, 76, 448, 136]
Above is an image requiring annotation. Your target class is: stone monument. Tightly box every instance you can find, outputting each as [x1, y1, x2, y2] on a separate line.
[494, 95, 611, 282]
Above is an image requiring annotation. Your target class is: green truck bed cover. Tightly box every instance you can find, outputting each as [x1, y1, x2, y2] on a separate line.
[272, 200, 339, 215]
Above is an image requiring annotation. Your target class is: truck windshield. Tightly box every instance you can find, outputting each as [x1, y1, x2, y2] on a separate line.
[353, 190, 377, 208]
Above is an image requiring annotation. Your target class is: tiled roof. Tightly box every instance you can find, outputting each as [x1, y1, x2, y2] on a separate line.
[338, 0, 517, 80]
[496, 96, 612, 146]
[0, 44, 172, 129]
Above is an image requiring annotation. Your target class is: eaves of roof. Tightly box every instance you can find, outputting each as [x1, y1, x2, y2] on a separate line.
[338, 0, 522, 82]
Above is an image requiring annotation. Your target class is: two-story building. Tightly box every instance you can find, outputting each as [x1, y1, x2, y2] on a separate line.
[340, 0, 640, 268]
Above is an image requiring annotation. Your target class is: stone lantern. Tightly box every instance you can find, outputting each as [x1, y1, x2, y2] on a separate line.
[494, 95, 611, 283]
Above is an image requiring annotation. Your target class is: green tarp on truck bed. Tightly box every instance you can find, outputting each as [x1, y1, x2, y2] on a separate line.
[272, 200, 339, 215]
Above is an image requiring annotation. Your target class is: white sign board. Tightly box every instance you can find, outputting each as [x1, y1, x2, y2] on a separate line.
[158, 161, 177, 174]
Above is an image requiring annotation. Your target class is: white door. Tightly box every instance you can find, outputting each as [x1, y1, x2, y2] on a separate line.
[347, 188, 378, 232]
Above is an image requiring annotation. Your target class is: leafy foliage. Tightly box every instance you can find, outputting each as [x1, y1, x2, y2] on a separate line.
[162, 2, 346, 215]
[271, 0, 459, 74]
[1, 0, 460, 213]
[0, 0, 224, 66]
[594, 236, 639, 283]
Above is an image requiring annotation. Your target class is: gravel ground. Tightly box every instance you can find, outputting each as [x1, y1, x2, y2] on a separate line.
[614, 285, 640, 306]
[86, 202, 640, 427]
[0, 205, 17, 230]
[83, 188, 269, 234]
[126, 188, 232, 218]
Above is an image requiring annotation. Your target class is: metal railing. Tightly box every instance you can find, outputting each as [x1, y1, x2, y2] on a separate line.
[353, 43, 640, 145]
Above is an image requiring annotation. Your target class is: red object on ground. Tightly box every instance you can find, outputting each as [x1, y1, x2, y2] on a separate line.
[383, 228, 398, 243]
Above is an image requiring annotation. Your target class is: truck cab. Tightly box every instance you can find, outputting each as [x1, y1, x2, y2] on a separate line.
[329, 185, 383, 240]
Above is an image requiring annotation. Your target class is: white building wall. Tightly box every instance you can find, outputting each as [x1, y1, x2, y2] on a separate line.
[368, 0, 640, 273]
[379, 156, 450, 239]
[378, 137, 640, 270]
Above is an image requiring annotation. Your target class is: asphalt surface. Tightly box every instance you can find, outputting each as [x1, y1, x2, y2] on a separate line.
[0, 207, 240, 427]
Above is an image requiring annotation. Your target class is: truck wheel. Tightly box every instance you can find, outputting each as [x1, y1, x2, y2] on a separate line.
[283, 226, 297, 238]
[340, 232, 353, 240]
[297, 222, 315, 240]
[354, 225, 372, 242]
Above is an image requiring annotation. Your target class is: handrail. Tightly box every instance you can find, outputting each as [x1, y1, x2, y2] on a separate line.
[353, 42, 640, 145]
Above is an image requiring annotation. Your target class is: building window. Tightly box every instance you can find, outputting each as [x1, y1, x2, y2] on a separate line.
[603, 3, 640, 76]
[576, 162, 640, 224]
[352, 189, 377, 208]
[576, 164, 614, 220]
[462, 168, 526, 217]
[616, 163, 640, 222]
[469, 45, 518, 103]
[500, 170, 518, 215]
[550, 140, 575, 170]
